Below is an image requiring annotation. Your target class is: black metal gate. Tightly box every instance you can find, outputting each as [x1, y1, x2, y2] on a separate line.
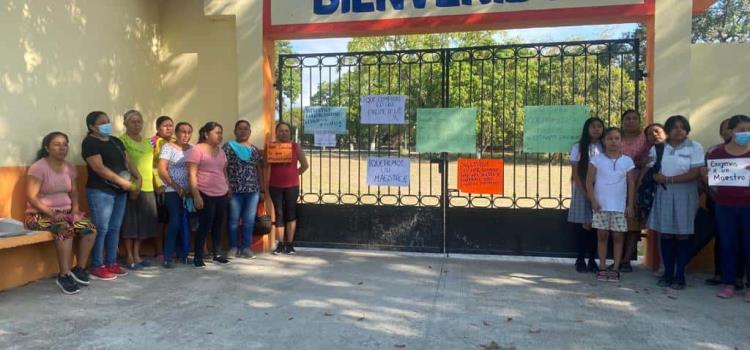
[276, 39, 644, 256]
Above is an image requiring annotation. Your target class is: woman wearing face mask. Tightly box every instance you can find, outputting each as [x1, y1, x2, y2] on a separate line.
[82, 111, 141, 280]
[706, 115, 750, 302]
[120, 110, 159, 270]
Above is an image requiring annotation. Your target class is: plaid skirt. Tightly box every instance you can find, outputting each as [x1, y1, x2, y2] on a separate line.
[647, 181, 699, 235]
[567, 185, 593, 224]
[25, 210, 96, 241]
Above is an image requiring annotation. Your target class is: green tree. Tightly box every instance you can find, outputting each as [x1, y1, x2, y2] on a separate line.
[693, 0, 750, 42]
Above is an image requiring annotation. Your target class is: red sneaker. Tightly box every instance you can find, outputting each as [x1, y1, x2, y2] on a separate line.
[107, 263, 129, 277]
[90, 266, 117, 281]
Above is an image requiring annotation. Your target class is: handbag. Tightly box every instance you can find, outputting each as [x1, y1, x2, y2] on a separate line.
[254, 195, 272, 235]
[638, 143, 666, 221]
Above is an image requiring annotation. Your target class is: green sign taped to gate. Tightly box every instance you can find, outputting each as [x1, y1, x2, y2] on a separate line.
[416, 108, 477, 153]
[522, 105, 590, 153]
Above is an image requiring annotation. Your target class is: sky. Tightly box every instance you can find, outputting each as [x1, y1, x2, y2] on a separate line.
[290, 24, 639, 54]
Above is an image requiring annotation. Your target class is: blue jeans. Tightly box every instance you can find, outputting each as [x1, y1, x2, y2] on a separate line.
[716, 205, 750, 287]
[164, 192, 191, 261]
[87, 188, 127, 267]
[228, 192, 260, 250]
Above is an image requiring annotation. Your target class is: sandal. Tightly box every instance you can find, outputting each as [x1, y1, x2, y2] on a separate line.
[596, 271, 609, 282]
[607, 270, 621, 283]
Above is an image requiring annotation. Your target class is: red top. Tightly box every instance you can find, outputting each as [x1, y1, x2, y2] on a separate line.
[269, 143, 300, 188]
[708, 146, 750, 207]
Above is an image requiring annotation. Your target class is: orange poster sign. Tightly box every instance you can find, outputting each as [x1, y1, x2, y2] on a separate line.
[267, 143, 293, 163]
[457, 158, 504, 195]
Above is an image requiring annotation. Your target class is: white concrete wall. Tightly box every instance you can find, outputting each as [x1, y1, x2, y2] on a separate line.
[689, 44, 750, 148]
[0, 0, 162, 166]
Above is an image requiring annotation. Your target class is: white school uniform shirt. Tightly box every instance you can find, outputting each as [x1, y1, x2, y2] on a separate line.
[647, 140, 705, 177]
[590, 153, 635, 213]
[569, 142, 603, 164]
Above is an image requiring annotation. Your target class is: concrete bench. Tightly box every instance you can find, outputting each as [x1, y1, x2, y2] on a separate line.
[0, 231, 60, 291]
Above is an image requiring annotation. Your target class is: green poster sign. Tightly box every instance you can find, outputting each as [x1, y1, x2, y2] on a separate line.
[522, 105, 590, 153]
[416, 108, 477, 154]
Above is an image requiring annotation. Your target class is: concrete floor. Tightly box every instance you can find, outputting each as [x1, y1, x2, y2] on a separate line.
[0, 249, 748, 350]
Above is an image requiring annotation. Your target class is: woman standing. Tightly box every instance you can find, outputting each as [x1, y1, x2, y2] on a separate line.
[646, 115, 704, 290]
[707, 114, 750, 301]
[150, 116, 174, 264]
[187, 122, 230, 268]
[82, 111, 140, 280]
[270, 122, 308, 255]
[26, 132, 97, 294]
[619, 110, 649, 272]
[569, 117, 604, 272]
[223, 120, 264, 259]
[158, 122, 193, 268]
[120, 110, 159, 270]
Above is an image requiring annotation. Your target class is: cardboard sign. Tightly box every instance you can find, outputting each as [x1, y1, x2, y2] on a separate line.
[304, 106, 347, 134]
[457, 158, 504, 195]
[416, 108, 477, 153]
[522, 105, 590, 153]
[708, 158, 750, 187]
[361, 95, 406, 124]
[367, 157, 410, 187]
[267, 143, 293, 163]
[314, 133, 337, 148]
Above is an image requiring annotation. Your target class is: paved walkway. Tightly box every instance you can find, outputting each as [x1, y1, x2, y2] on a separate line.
[1, 249, 748, 350]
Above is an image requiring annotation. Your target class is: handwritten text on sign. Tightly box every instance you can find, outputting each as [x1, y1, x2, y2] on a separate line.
[457, 159, 504, 195]
[304, 106, 347, 134]
[361, 95, 406, 124]
[708, 158, 750, 187]
[523, 105, 590, 153]
[367, 157, 410, 187]
[267, 143, 293, 163]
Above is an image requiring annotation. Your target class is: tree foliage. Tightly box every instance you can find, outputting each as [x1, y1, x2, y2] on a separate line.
[693, 0, 750, 43]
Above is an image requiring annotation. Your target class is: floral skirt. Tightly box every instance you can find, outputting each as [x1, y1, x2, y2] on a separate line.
[25, 210, 96, 241]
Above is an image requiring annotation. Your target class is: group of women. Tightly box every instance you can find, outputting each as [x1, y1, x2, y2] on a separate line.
[569, 110, 750, 303]
[25, 111, 308, 295]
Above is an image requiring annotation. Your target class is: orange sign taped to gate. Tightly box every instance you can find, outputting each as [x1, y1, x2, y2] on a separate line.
[267, 143, 293, 163]
[457, 158, 504, 195]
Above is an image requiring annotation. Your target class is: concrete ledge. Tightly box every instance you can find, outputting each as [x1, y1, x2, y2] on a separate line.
[0, 231, 54, 250]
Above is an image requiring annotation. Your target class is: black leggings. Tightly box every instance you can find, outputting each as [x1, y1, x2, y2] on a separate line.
[194, 193, 227, 260]
[270, 186, 299, 228]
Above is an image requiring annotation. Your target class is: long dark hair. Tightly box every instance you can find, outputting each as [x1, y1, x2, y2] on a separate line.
[576, 117, 604, 181]
[36, 132, 69, 161]
[198, 122, 222, 143]
[85, 111, 107, 134]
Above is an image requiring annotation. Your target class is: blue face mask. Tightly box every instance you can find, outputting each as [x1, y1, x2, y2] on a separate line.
[735, 131, 750, 146]
[98, 123, 113, 136]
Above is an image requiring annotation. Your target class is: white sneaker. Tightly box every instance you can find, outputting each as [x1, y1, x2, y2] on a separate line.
[226, 248, 238, 259]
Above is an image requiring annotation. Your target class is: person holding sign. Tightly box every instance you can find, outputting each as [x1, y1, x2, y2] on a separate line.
[568, 117, 604, 274]
[187, 122, 231, 268]
[706, 115, 750, 301]
[646, 116, 704, 290]
[586, 128, 636, 283]
[222, 120, 264, 259]
[269, 122, 308, 255]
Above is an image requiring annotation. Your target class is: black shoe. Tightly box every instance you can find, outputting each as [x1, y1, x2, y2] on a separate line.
[705, 277, 721, 286]
[70, 266, 90, 286]
[657, 275, 673, 288]
[212, 255, 230, 264]
[734, 283, 744, 291]
[194, 259, 206, 268]
[272, 242, 285, 255]
[575, 259, 587, 273]
[284, 243, 296, 255]
[670, 281, 686, 290]
[619, 262, 633, 273]
[56, 275, 80, 295]
[180, 257, 191, 265]
[587, 259, 599, 273]
[163, 261, 174, 269]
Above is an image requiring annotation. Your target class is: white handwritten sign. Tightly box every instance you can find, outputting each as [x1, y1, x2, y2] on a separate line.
[361, 95, 406, 124]
[367, 157, 410, 187]
[304, 106, 347, 134]
[708, 158, 750, 187]
[314, 133, 337, 148]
